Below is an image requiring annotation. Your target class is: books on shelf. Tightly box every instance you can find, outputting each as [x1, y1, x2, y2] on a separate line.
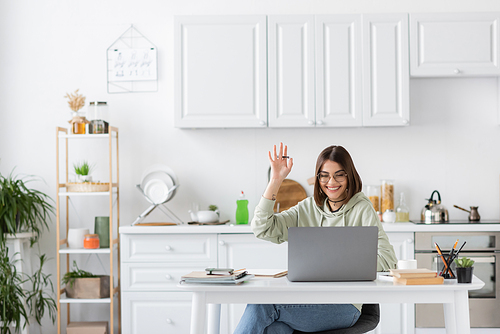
[389, 268, 444, 285]
[181, 271, 254, 284]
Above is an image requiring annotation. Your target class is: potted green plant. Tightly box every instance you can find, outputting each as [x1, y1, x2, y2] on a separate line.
[0, 171, 53, 246]
[0, 249, 56, 334]
[62, 261, 110, 299]
[73, 160, 93, 183]
[454, 257, 475, 283]
[0, 170, 56, 333]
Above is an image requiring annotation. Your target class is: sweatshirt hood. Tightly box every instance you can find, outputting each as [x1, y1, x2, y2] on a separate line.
[318, 192, 371, 219]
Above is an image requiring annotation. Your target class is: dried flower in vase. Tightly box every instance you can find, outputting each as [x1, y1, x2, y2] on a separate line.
[64, 89, 86, 112]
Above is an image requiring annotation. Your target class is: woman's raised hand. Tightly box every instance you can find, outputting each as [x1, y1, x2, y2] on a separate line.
[268, 142, 294, 182]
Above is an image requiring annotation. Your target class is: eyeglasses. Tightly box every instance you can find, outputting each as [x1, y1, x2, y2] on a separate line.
[317, 171, 347, 184]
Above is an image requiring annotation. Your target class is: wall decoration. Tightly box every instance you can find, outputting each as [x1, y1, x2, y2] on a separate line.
[107, 25, 158, 93]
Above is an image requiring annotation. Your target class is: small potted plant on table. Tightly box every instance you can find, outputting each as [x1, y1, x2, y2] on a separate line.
[454, 257, 475, 283]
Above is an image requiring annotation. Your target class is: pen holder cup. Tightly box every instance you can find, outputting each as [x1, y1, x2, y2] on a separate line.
[435, 254, 456, 279]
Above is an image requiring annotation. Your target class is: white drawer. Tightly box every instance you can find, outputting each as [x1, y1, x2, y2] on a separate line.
[121, 263, 217, 291]
[121, 291, 192, 334]
[121, 234, 217, 263]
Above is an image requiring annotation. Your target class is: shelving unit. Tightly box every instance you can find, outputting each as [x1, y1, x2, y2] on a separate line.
[55, 127, 120, 334]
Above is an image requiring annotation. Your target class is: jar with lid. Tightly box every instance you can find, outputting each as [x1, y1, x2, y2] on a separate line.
[383, 209, 396, 223]
[380, 179, 394, 214]
[83, 234, 100, 249]
[365, 185, 380, 212]
[396, 192, 410, 222]
[87, 101, 109, 134]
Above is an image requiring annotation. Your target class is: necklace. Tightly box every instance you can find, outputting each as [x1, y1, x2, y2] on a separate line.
[328, 197, 347, 207]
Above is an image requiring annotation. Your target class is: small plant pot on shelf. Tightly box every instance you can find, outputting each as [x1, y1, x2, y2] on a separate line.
[456, 267, 473, 283]
[65, 276, 110, 299]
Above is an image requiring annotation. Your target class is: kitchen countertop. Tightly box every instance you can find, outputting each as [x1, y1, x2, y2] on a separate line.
[120, 222, 500, 234]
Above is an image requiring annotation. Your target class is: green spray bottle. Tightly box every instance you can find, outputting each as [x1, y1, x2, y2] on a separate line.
[235, 191, 249, 224]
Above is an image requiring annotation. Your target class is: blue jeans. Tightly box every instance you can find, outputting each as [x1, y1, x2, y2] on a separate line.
[233, 304, 361, 334]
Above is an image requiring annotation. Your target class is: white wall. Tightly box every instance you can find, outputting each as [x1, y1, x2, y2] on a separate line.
[1, 0, 500, 332]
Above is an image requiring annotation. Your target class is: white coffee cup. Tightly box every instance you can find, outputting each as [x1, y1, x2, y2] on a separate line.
[397, 259, 417, 270]
[67, 228, 89, 249]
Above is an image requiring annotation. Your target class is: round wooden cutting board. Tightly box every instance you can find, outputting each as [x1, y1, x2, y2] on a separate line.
[273, 179, 308, 213]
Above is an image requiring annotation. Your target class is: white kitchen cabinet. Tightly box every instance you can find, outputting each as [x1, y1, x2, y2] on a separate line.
[362, 14, 410, 127]
[315, 15, 364, 127]
[174, 15, 268, 128]
[410, 12, 500, 77]
[377, 231, 415, 334]
[268, 15, 316, 127]
[121, 292, 192, 334]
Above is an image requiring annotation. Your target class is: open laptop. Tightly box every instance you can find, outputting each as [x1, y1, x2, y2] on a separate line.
[287, 226, 378, 282]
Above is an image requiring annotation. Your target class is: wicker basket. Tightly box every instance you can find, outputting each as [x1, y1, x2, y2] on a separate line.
[67, 182, 110, 192]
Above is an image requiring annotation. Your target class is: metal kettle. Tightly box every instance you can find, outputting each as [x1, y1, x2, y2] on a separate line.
[420, 190, 449, 223]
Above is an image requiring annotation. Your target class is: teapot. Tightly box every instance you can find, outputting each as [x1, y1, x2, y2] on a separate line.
[421, 190, 449, 223]
[188, 209, 220, 224]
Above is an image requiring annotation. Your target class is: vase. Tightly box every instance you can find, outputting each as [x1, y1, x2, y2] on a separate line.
[456, 267, 474, 283]
[67, 228, 89, 249]
[94, 217, 109, 248]
[76, 175, 93, 183]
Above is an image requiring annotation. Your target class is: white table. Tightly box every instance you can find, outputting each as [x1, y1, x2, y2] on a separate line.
[178, 273, 484, 334]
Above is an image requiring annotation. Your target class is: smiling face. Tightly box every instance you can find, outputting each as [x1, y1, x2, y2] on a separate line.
[318, 160, 349, 205]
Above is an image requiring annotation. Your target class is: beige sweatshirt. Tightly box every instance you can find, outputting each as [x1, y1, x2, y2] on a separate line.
[251, 191, 398, 312]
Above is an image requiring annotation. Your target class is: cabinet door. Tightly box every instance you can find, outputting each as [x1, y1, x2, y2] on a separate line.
[362, 14, 410, 127]
[218, 234, 288, 334]
[268, 15, 315, 127]
[315, 15, 363, 127]
[174, 15, 267, 128]
[121, 291, 192, 334]
[410, 13, 500, 77]
[377, 232, 415, 334]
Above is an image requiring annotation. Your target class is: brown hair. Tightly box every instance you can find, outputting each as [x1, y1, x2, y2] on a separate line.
[313, 145, 363, 207]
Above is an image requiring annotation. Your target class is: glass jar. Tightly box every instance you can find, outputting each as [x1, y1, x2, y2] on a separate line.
[383, 209, 396, 223]
[396, 192, 410, 222]
[380, 179, 394, 214]
[87, 101, 109, 134]
[83, 234, 100, 249]
[366, 185, 380, 212]
[69, 113, 89, 135]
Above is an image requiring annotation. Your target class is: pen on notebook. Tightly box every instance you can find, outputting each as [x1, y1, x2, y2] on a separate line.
[435, 242, 454, 278]
[234, 268, 246, 273]
[441, 239, 459, 275]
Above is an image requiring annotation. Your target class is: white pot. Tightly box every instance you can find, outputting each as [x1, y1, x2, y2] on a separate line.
[189, 210, 219, 224]
[68, 228, 89, 248]
[76, 175, 92, 183]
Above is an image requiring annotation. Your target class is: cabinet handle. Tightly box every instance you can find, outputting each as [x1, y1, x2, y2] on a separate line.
[219, 240, 226, 246]
[316, 120, 324, 126]
[454, 69, 461, 74]
[165, 245, 172, 251]
[165, 274, 172, 280]
[259, 121, 266, 126]
[406, 238, 413, 244]
[166, 318, 173, 324]
[402, 119, 409, 125]
[308, 120, 315, 126]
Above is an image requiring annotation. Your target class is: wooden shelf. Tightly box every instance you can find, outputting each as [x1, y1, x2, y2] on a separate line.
[56, 126, 120, 334]
[58, 190, 117, 197]
[58, 133, 117, 139]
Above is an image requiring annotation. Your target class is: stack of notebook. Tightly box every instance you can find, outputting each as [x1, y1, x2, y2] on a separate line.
[389, 268, 444, 285]
[180, 270, 254, 284]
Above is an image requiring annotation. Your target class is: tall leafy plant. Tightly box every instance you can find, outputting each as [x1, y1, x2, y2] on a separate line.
[0, 170, 56, 333]
[0, 171, 53, 246]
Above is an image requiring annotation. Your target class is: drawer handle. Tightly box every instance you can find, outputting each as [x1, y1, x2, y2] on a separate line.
[219, 240, 226, 246]
[166, 318, 173, 324]
[165, 245, 172, 251]
[454, 68, 461, 74]
[165, 274, 172, 280]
